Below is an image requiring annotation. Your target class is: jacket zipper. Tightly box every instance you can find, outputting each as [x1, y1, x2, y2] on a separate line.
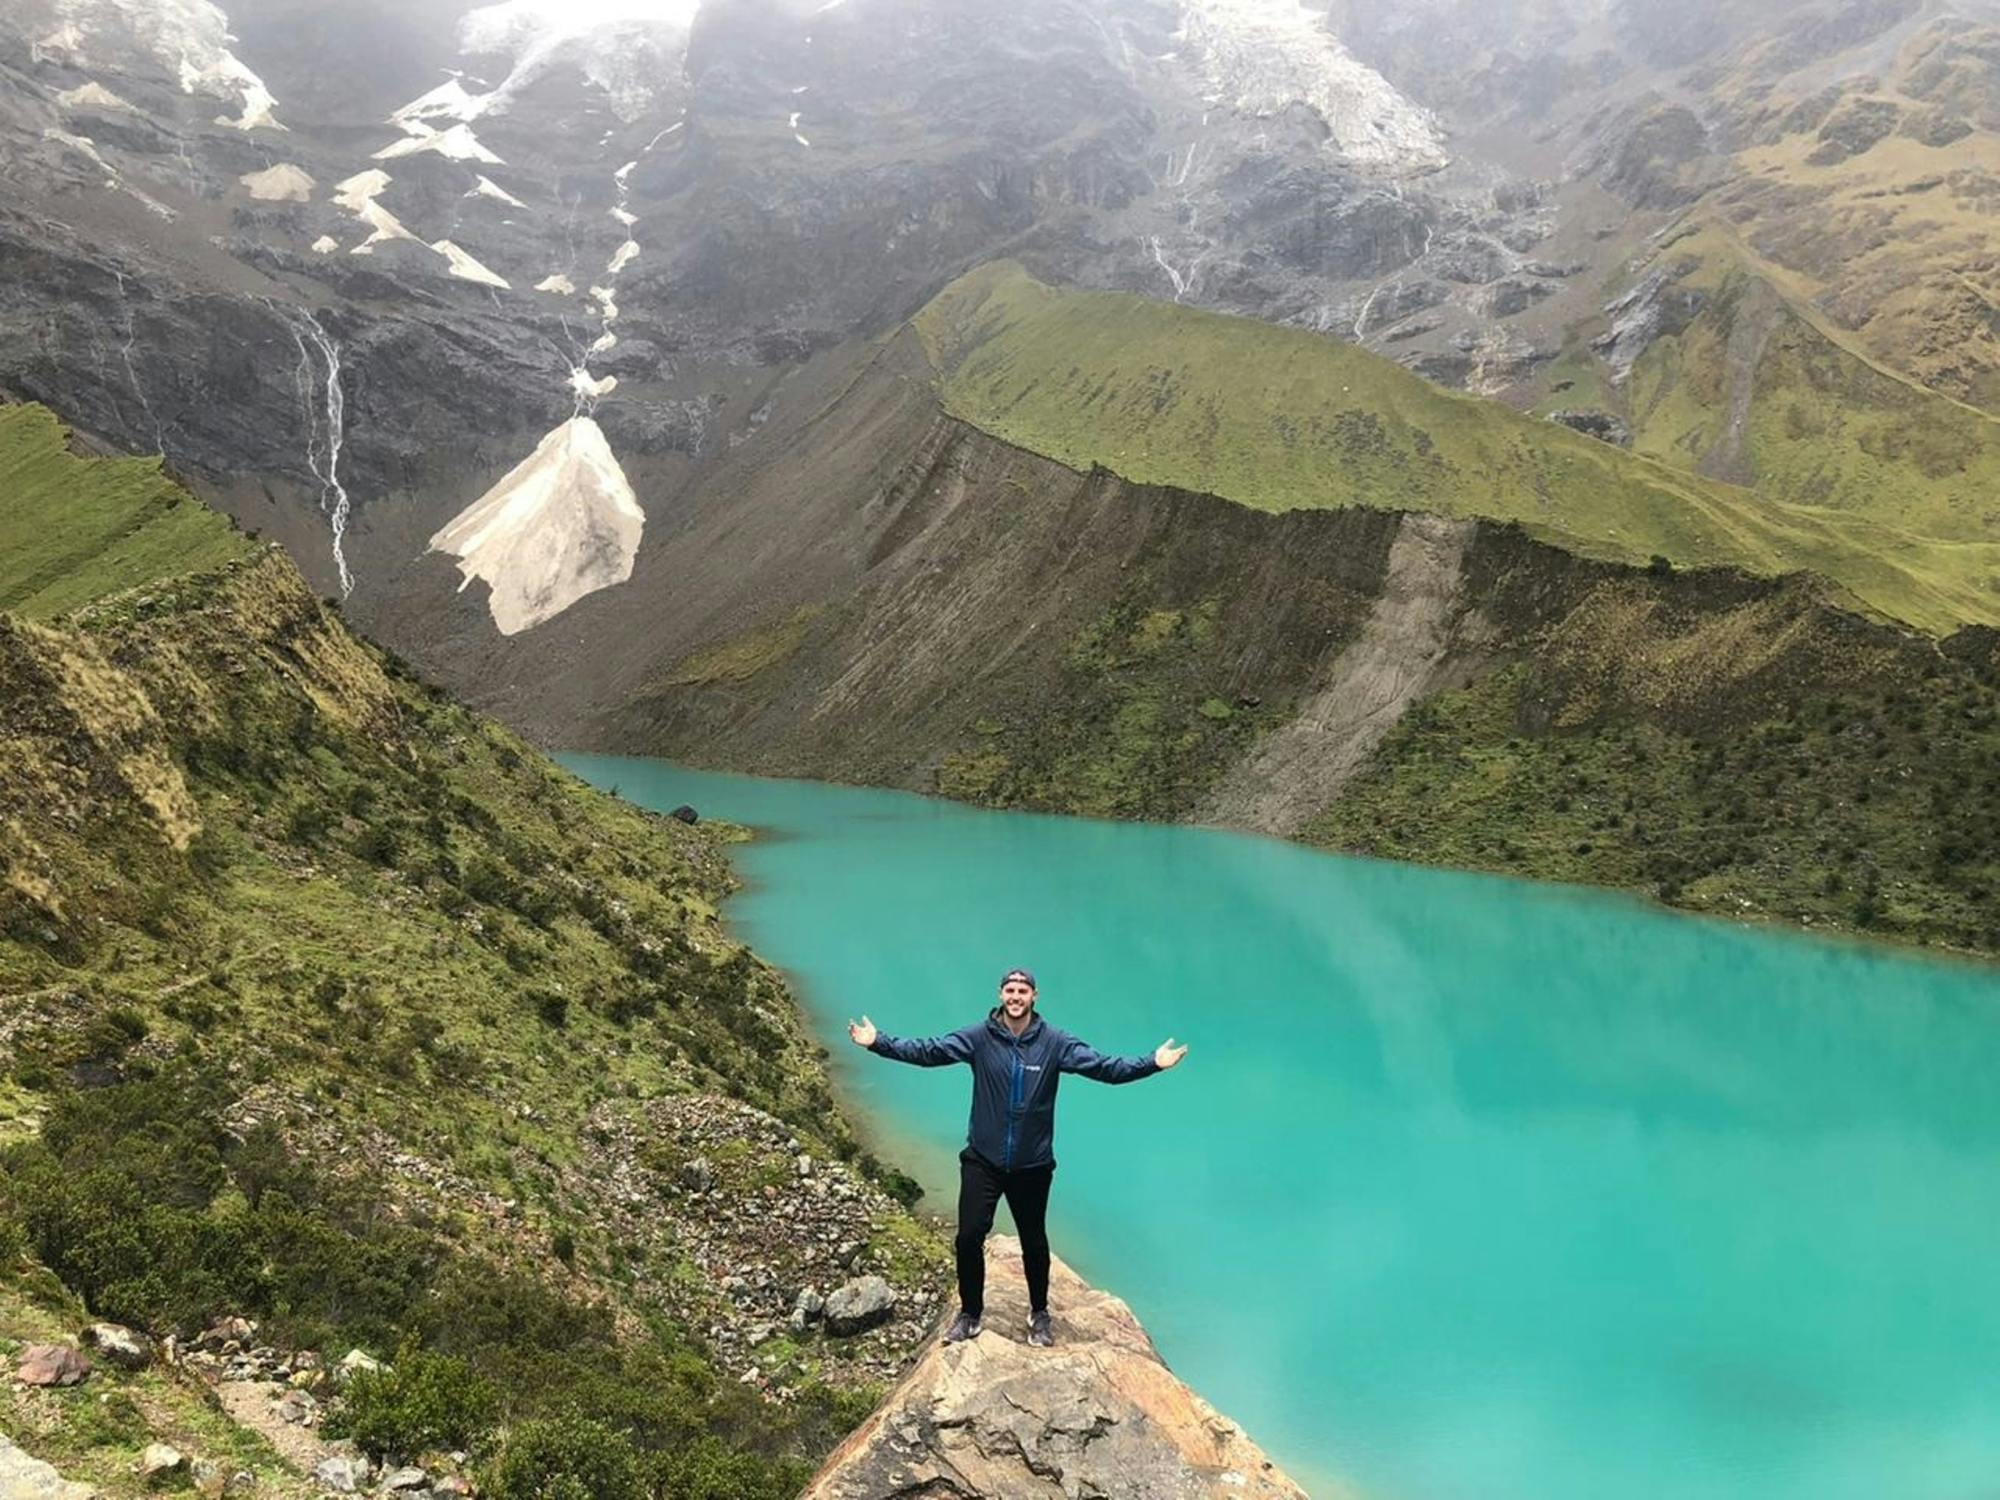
[1003, 1032, 1023, 1168]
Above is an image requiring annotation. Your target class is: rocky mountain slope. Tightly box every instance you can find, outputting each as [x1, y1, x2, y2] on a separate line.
[376, 268, 1997, 957]
[0, 400, 1307, 1497]
[0, 0, 1995, 965]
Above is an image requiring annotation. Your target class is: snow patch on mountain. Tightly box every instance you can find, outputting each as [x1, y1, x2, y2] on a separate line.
[57, 81, 133, 111]
[607, 240, 639, 274]
[432, 239, 511, 288]
[535, 273, 577, 294]
[238, 163, 314, 201]
[472, 174, 527, 207]
[312, 235, 338, 253]
[456, 0, 696, 121]
[334, 170, 418, 253]
[389, 77, 492, 129]
[42, 0, 284, 130]
[376, 122, 504, 165]
[1173, 0, 1445, 171]
[427, 415, 644, 635]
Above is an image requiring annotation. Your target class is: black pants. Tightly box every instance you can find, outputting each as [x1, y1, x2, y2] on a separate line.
[956, 1147, 1054, 1318]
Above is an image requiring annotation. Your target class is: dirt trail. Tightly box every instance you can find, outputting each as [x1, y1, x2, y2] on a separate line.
[1199, 512, 1475, 835]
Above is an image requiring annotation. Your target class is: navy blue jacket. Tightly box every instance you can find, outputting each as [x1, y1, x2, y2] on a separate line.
[869, 1007, 1160, 1170]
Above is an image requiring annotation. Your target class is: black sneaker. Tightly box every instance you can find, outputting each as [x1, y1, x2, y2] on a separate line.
[1027, 1308, 1054, 1347]
[942, 1311, 982, 1343]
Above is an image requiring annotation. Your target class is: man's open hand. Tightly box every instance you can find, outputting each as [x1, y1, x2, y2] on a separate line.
[848, 1015, 877, 1048]
[1154, 1037, 1188, 1070]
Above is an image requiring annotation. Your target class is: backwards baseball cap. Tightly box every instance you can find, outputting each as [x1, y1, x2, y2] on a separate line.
[1000, 967, 1037, 989]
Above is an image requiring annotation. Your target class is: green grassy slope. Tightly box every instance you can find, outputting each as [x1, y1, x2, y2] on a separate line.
[1618, 244, 2000, 528]
[1308, 655, 2000, 955]
[913, 262, 2000, 633]
[0, 403, 252, 620]
[0, 406, 941, 1498]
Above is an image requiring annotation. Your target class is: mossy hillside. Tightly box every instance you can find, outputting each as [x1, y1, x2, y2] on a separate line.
[912, 262, 1999, 634]
[0, 403, 251, 621]
[1306, 593, 2000, 957]
[0, 405, 941, 1495]
[1613, 234, 2000, 536]
[935, 598, 1285, 819]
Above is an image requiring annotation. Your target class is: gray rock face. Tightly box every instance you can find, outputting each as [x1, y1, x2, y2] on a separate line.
[822, 1275, 897, 1337]
[0, 1435, 96, 1500]
[1548, 407, 1634, 447]
[0, 0, 1538, 643]
[311, 1455, 371, 1494]
[1594, 264, 1706, 380]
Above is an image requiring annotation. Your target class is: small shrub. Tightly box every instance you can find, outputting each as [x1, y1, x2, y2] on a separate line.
[328, 1340, 497, 1460]
[488, 1414, 642, 1500]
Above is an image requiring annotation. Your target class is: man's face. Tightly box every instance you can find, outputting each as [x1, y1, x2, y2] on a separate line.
[999, 978, 1036, 1020]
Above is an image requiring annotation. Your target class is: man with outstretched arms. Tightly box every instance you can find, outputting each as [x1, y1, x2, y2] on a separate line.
[847, 968, 1186, 1347]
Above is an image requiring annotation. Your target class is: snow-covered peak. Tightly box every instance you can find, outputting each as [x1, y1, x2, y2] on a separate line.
[1173, 0, 1445, 172]
[428, 415, 645, 635]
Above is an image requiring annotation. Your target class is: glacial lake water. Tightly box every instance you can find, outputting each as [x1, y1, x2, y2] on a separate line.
[560, 755, 2000, 1500]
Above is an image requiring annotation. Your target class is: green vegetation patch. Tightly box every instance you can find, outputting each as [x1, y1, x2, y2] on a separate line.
[935, 596, 1274, 819]
[912, 262, 2000, 633]
[657, 606, 824, 688]
[1307, 654, 2000, 957]
[0, 404, 250, 621]
[0, 403, 933, 1497]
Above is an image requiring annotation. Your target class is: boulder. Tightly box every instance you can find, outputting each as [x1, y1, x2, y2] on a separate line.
[334, 1349, 381, 1383]
[678, 1157, 714, 1192]
[822, 1276, 897, 1337]
[310, 1454, 371, 1493]
[381, 1467, 429, 1490]
[0, 1434, 97, 1499]
[83, 1323, 153, 1371]
[16, 1344, 90, 1387]
[138, 1443, 186, 1482]
[190, 1463, 255, 1498]
[197, 1317, 255, 1352]
[799, 1237, 1313, 1500]
[790, 1287, 825, 1332]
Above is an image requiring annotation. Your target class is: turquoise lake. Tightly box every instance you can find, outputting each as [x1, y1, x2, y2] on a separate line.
[561, 755, 2000, 1500]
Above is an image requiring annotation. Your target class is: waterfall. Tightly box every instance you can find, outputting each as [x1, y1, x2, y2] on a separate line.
[284, 308, 355, 598]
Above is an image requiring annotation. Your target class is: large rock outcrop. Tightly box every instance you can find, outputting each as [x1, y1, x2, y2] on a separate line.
[802, 1236, 1321, 1500]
